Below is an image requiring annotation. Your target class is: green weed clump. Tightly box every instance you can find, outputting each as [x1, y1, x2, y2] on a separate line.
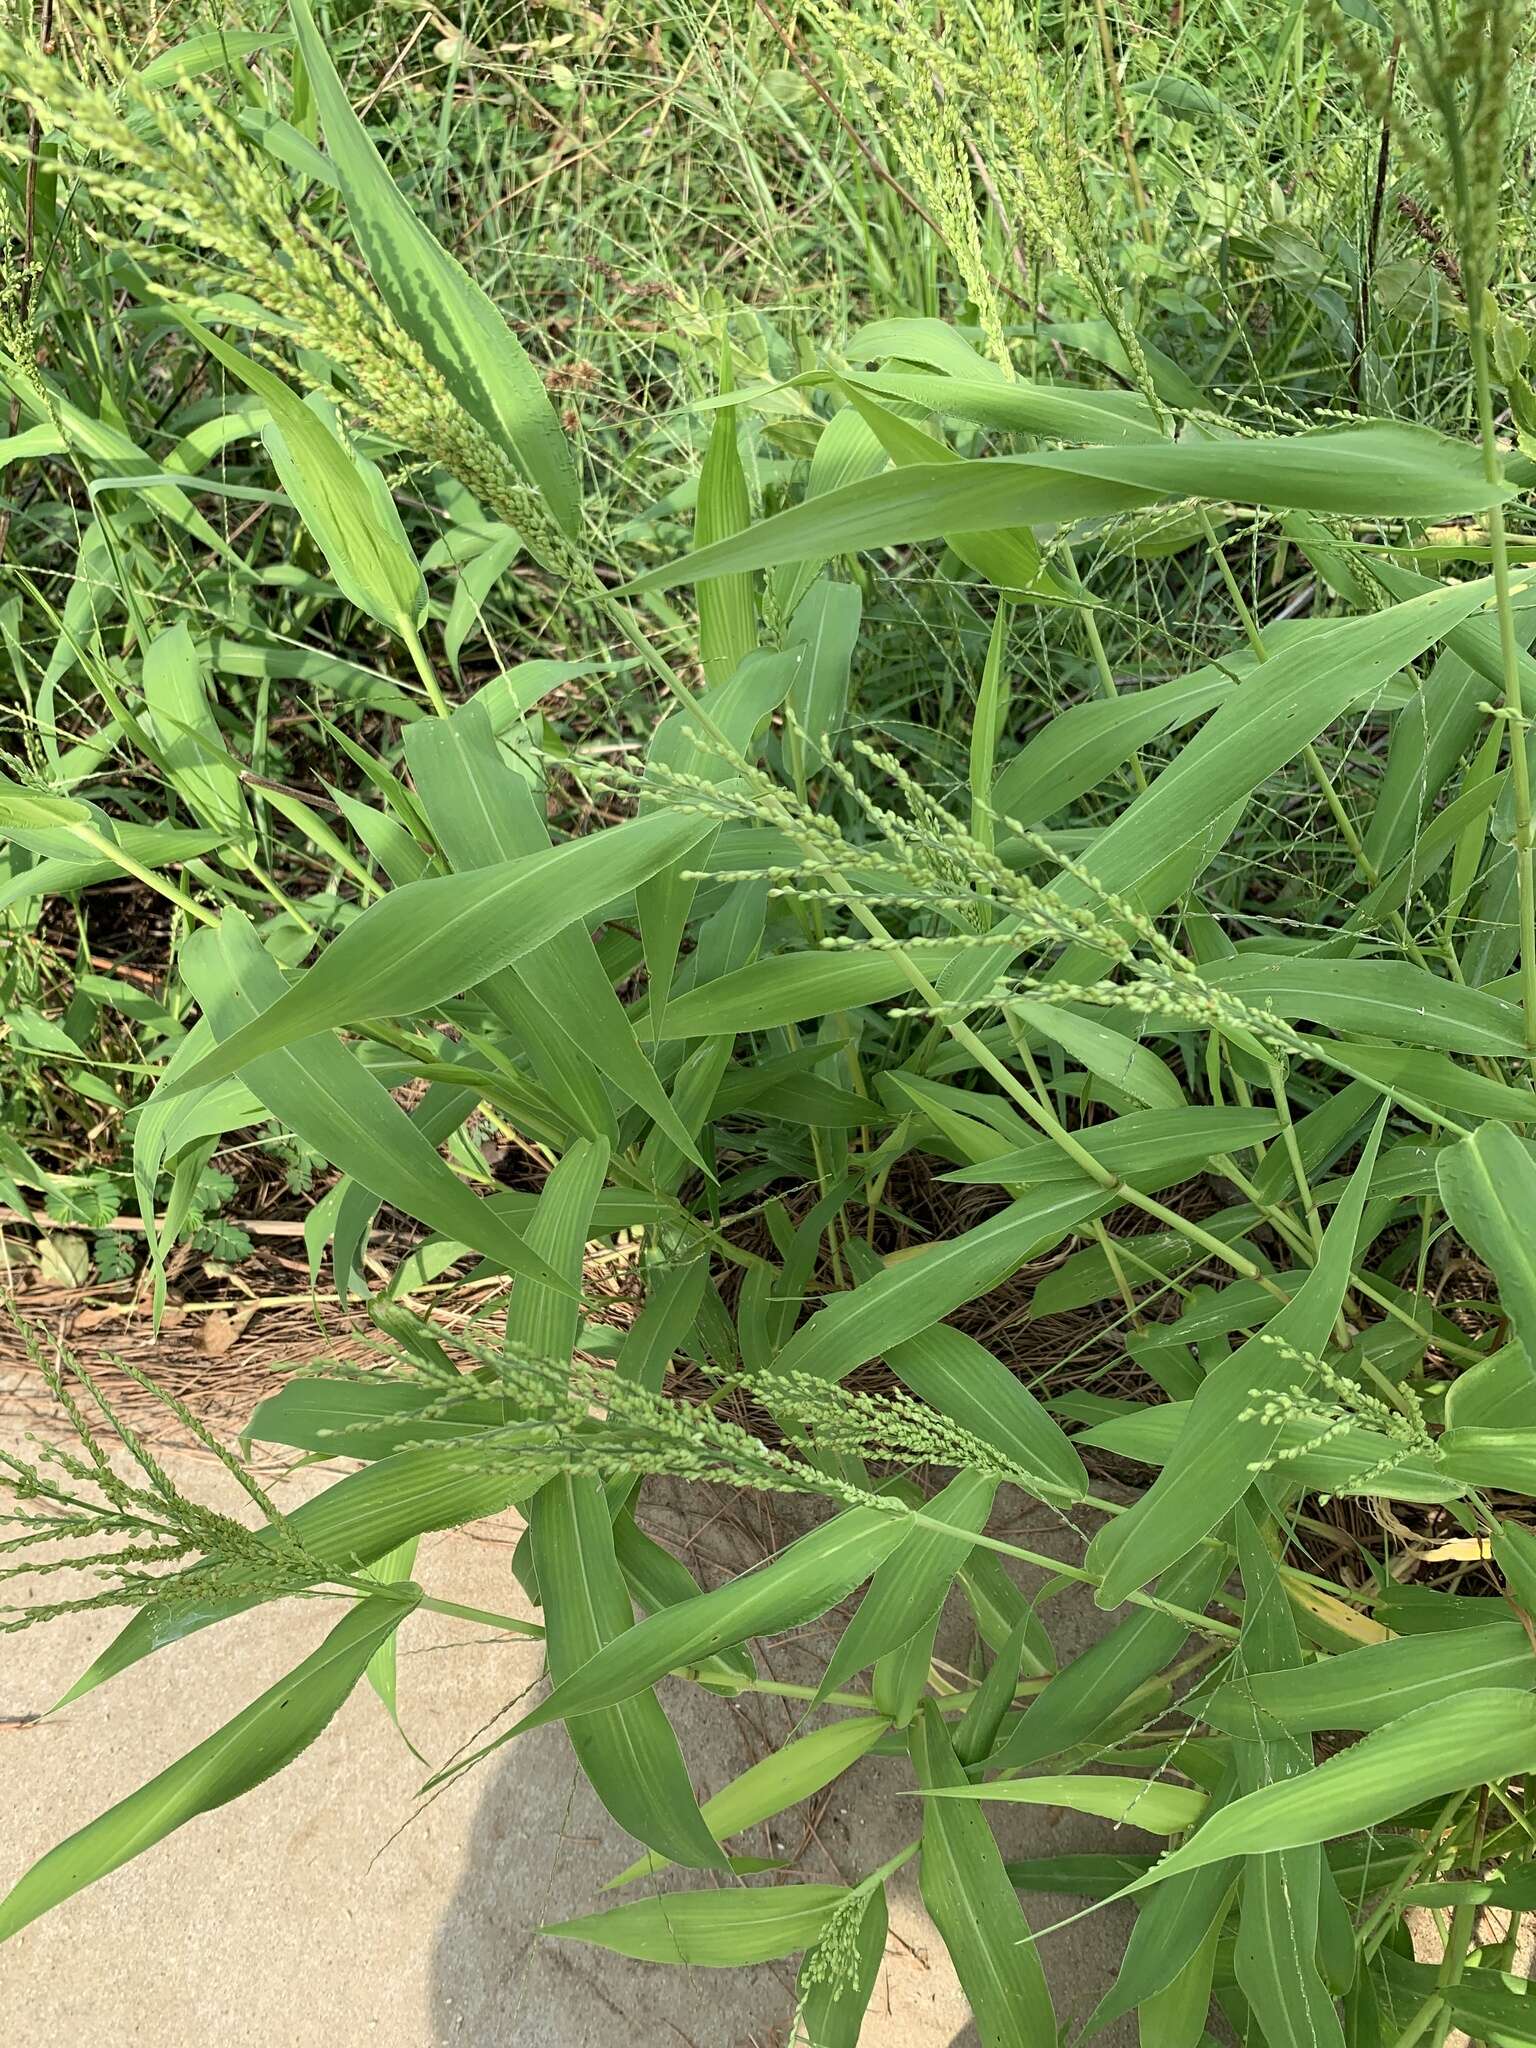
[5, 1, 1536, 2042]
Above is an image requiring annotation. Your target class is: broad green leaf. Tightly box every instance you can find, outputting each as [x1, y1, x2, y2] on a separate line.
[1079, 1403, 1461, 1506]
[508, 1506, 910, 1735]
[508, 1133, 607, 1368]
[176, 914, 569, 1291]
[288, 0, 578, 532]
[529, 1473, 725, 1871]
[884, 1324, 1087, 1502]
[1205, 1621, 1534, 1735]
[784, 575, 860, 774]
[1091, 1781, 1239, 2032]
[58, 1439, 540, 1706]
[138, 28, 289, 82]
[910, 1701, 1057, 2048]
[1012, 1000, 1186, 1110]
[817, 1471, 997, 1701]
[1055, 582, 1495, 910]
[991, 662, 1237, 828]
[405, 702, 703, 1165]
[612, 1513, 756, 1693]
[652, 940, 975, 1039]
[0, 778, 91, 832]
[922, 1775, 1208, 1833]
[1231, 1510, 1346, 2048]
[696, 351, 755, 685]
[1438, 1123, 1536, 1362]
[361, 1535, 419, 1730]
[167, 811, 710, 1097]
[990, 1541, 1230, 1770]
[544, 1882, 847, 1965]
[1318, 1039, 1536, 1127]
[1439, 1427, 1536, 1490]
[403, 704, 630, 1171]
[771, 399, 889, 620]
[938, 586, 1495, 1025]
[1086, 1115, 1384, 1608]
[1204, 956, 1525, 1059]
[622, 430, 1509, 592]
[840, 365, 1163, 444]
[512, 1142, 720, 1867]
[607, 1716, 889, 1887]
[0, 826, 227, 917]
[1005, 1853, 1156, 1896]
[142, 623, 249, 836]
[837, 378, 1052, 596]
[769, 1184, 1109, 1386]
[2, 1593, 415, 1940]
[637, 647, 798, 1036]
[1445, 1341, 1536, 1429]
[1122, 1695, 1536, 1900]
[186, 320, 425, 637]
[1124, 1690, 1536, 1894]
[939, 1107, 1276, 1192]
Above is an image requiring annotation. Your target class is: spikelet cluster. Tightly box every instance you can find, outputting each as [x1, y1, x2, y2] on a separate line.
[1239, 1332, 1438, 1496]
[0, 1316, 327, 1631]
[810, 0, 1014, 375]
[0, 29, 552, 543]
[1312, 0, 1527, 291]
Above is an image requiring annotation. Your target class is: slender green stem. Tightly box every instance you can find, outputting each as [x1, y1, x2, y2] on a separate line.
[1467, 289, 1536, 1073]
[402, 618, 452, 719]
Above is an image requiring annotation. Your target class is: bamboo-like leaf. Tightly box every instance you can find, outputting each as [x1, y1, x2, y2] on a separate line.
[142, 622, 250, 836]
[910, 1701, 1056, 2048]
[514, 1144, 724, 1868]
[529, 1473, 726, 1871]
[1053, 582, 1496, 908]
[784, 576, 860, 775]
[651, 940, 976, 1039]
[187, 319, 425, 637]
[405, 702, 704, 1164]
[2, 1594, 416, 1940]
[696, 349, 756, 685]
[175, 913, 569, 1291]
[816, 1470, 997, 1701]
[1122, 1690, 1536, 1895]
[989, 1541, 1229, 1770]
[288, 0, 578, 532]
[623, 430, 1509, 592]
[1438, 1123, 1536, 1362]
[167, 811, 709, 1097]
[920, 1775, 1208, 1833]
[839, 364, 1163, 443]
[1086, 1114, 1384, 1608]
[1231, 1510, 1346, 2048]
[1078, 1403, 1461, 1505]
[769, 1184, 1109, 1386]
[991, 661, 1237, 828]
[883, 1325, 1087, 1502]
[505, 1506, 911, 1736]
[1205, 1620, 1535, 1735]
[544, 1882, 847, 1965]
[1012, 999, 1186, 1110]
[938, 1106, 1277, 1192]
[1203, 957, 1526, 1059]
[607, 1716, 889, 1888]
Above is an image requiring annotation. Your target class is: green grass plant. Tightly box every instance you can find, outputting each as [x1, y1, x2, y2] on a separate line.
[4, 2, 1536, 2043]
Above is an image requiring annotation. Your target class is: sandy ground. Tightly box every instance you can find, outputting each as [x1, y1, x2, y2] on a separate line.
[1, 1434, 1146, 2047]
